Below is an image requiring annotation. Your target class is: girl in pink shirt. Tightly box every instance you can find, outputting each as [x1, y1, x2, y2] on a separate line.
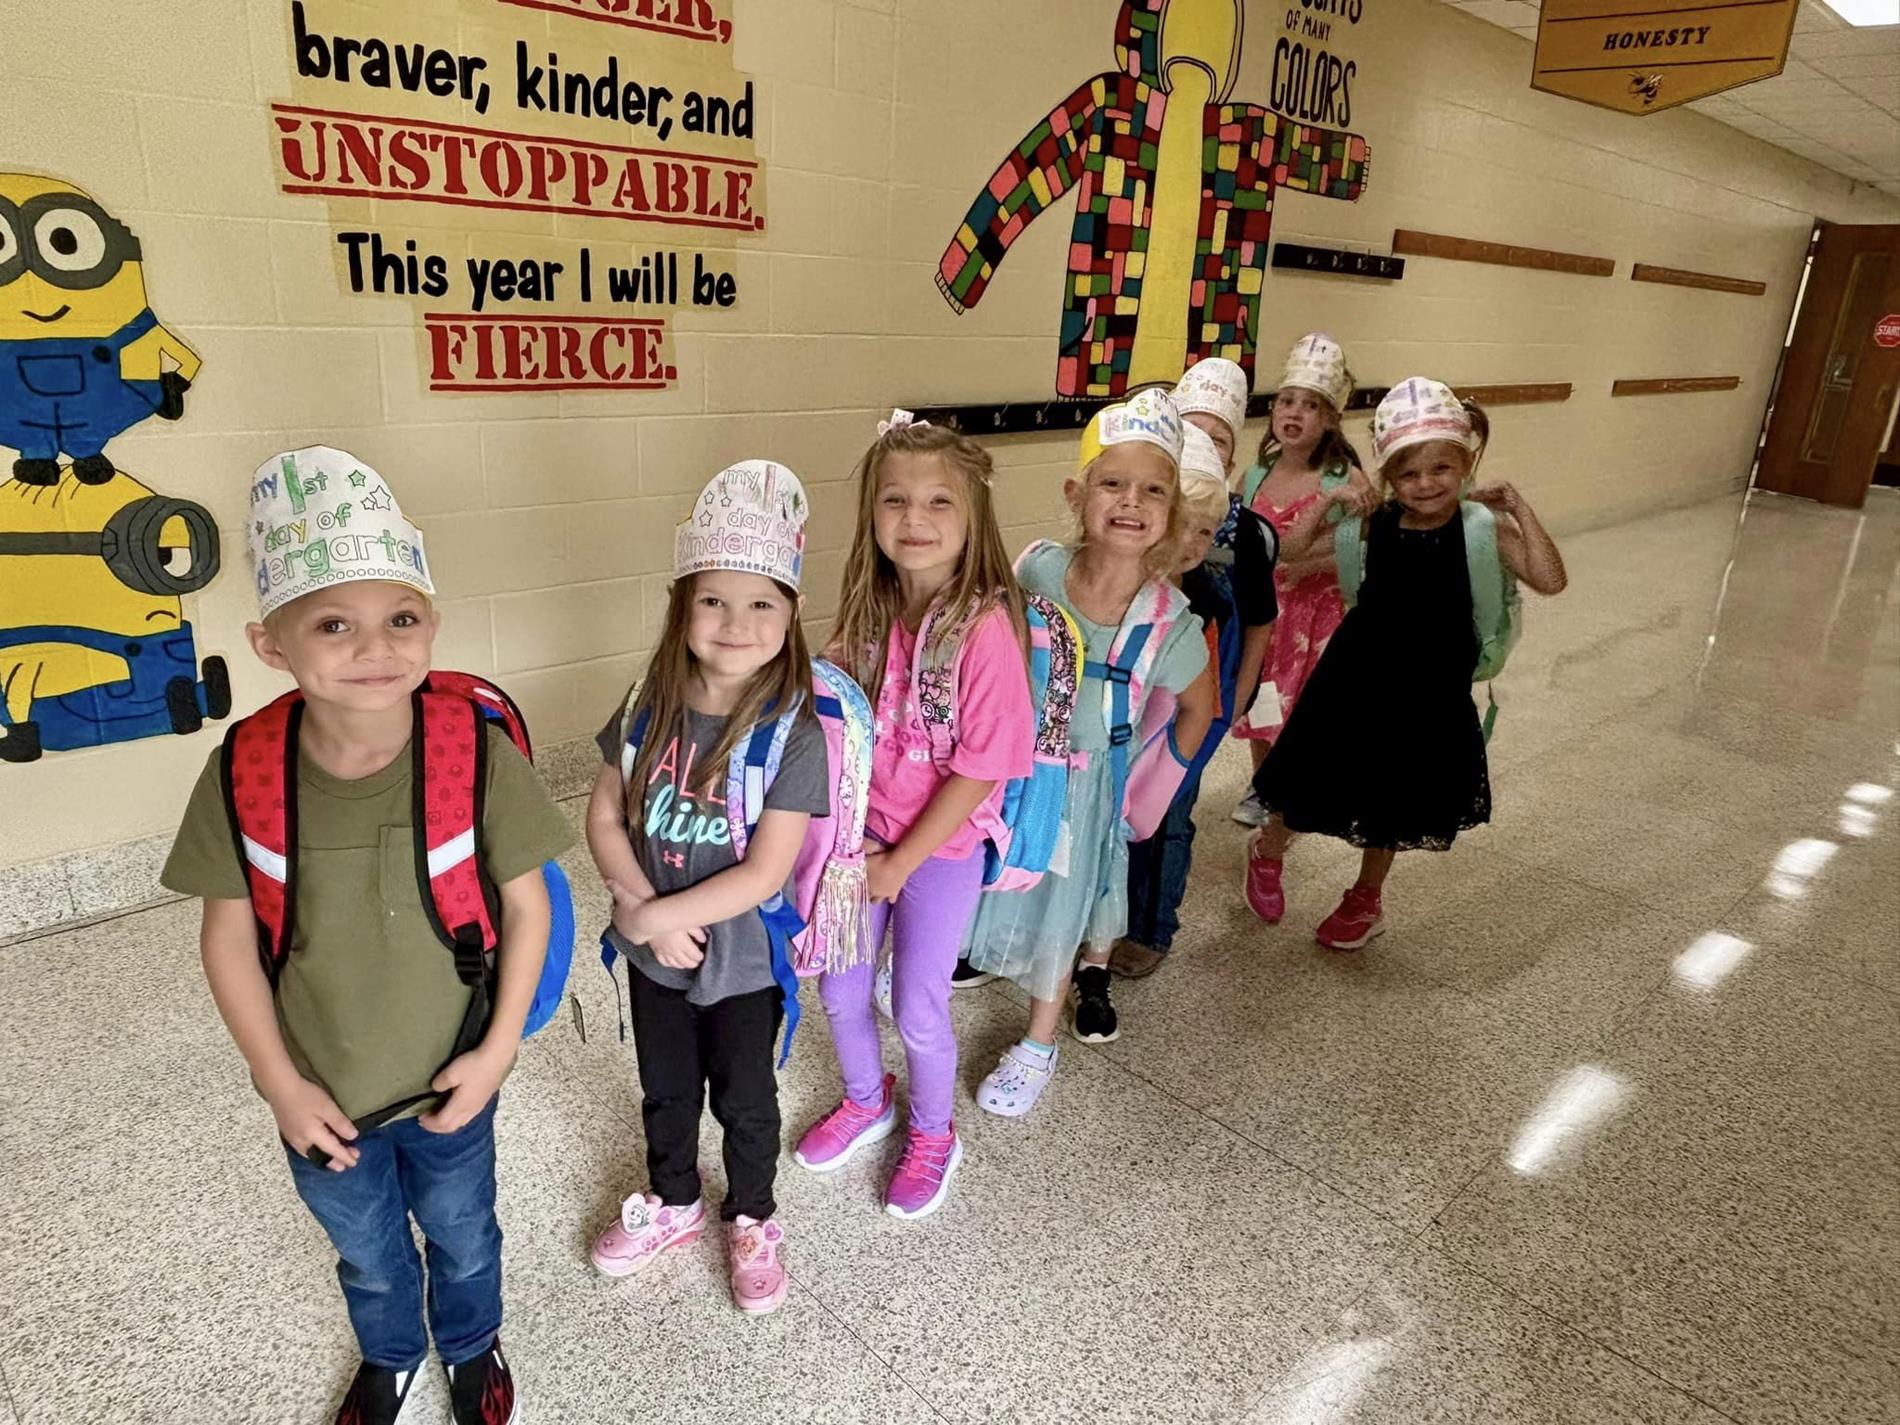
[794, 412, 1033, 1220]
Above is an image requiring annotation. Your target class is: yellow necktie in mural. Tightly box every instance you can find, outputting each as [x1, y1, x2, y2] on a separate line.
[936, 0, 1370, 401]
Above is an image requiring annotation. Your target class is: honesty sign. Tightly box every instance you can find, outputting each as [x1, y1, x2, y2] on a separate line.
[1532, 0, 1798, 115]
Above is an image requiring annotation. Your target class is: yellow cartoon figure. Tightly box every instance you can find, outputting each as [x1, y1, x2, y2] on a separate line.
[0, 467, 228, 762]
[0, 173, 202, 486]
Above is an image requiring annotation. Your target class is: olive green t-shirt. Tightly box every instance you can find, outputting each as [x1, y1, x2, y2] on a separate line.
[162, 723, 574, 1124]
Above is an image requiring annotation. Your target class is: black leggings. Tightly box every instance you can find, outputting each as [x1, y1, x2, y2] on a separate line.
[627, 971, 782, 1221]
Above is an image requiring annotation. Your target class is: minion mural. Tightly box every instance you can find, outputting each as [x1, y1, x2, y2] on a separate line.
[936, 0, 1371, 399]
[0, 173, 224, 763]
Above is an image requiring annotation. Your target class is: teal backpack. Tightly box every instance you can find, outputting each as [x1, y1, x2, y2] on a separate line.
[1333, 501, 1522, 740]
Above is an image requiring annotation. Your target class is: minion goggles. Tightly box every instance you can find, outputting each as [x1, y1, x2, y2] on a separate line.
[0, 193, 144, 292]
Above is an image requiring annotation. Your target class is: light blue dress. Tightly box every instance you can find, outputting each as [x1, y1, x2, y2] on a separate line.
[963, 544, 1207, 1001]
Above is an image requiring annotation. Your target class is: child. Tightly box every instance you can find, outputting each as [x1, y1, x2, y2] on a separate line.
[162, 447, 573, 1425]
[794, 412, 1033, 1218]
[1171, 356, 1250, 474]
[965, 389, 1218, 1113]
[1112, 423, 1279, 978]
[1245, 379, 1568, 946]
[1230, 332, 1373, 827]
[584, 460, 828, 1316]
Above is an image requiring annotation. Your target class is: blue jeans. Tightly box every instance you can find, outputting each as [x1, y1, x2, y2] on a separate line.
[1126, 767, 1204, 952]
[285, 1097, 501, 1370]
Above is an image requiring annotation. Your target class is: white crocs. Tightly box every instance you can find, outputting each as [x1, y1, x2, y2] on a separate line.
[977, 1042, 1059, 1118]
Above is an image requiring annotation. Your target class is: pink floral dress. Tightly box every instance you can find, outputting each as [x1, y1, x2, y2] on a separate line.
[1233, 463, 1350, 746]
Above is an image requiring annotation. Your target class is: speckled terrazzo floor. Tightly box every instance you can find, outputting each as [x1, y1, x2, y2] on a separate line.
[2, 490, 1895, 1424]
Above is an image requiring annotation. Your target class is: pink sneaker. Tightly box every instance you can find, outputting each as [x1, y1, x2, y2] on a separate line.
[727, 1216, 788, 1314]
[793, 1073, 897, 1172]
[884, 1124, 963, 1221]
[589, 1193, 704, 1278]
[1316, 886, 1385, 950]
[1245, 850, 1286, 923]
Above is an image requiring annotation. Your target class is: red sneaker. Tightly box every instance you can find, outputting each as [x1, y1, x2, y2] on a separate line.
[1245, 850, 1286, 923]
[1316, 886, 1385, 950]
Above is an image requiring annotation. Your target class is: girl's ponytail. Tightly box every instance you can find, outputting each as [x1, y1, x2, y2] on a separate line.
[1461, 399, 1491, 477]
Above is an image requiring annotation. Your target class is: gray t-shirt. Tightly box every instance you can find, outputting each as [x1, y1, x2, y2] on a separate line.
[595, 705, 829, 1005]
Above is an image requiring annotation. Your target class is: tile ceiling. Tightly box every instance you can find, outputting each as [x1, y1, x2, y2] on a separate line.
[1440, 0, 1900, 196]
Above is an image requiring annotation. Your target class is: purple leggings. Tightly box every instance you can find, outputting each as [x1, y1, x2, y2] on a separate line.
[818, 848, 986, 1135]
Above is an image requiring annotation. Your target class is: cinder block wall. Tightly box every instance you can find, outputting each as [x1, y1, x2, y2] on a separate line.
[2, 0, 1895, 929]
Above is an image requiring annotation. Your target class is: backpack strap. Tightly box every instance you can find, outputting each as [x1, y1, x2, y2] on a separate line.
[426, 670, 533, 760]
[411, 688, 497, 988]
[1080, 577, 1187, 835]
[1240, 459, 1270, 506]
[912, 602, 963, 773]
[221, 691, 304, 983]
[1333, 510, 1368, 608]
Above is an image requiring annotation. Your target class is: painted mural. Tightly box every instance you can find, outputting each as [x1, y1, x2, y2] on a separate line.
[0, 172, 224, 763]
[936, 0, 1372, 399]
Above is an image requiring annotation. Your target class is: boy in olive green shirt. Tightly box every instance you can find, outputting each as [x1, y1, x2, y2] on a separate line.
[162, 447, 571, 1425]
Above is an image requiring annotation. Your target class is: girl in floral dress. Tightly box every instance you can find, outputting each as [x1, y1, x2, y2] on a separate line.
[1230, 333, 1373, 827]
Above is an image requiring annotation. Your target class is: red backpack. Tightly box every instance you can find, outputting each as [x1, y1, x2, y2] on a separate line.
[221, 671, 575, 1058]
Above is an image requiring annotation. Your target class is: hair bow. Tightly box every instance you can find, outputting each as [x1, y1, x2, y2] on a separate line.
[878, 409, 931, 436]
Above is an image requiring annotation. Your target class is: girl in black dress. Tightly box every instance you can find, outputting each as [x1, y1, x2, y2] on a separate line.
[1242, 377, 1568, 949]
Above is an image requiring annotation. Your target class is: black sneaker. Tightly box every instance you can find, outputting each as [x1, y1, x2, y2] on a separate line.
[334, 1362, 415, 1425]
[446, 1338, 519, 1425]
[1070, 964, 1120, 1044]
[950, 957, 995, 990]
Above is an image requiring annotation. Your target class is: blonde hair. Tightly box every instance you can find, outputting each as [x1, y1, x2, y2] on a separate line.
[1069, 449, 1187, 579]
[830, 423, 1028, 704]
[1375, 400, 1492, 498]
[619, 572, 812, 855]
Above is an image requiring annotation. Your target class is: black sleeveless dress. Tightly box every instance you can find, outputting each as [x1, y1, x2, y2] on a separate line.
[1254, 504, 1491, 851]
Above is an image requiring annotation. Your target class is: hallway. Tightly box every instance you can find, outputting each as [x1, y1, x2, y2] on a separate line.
[1, 489, 1894, 1424]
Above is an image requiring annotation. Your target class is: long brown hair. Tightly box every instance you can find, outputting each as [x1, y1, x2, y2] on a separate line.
[619, 572, 812, 855]
[1254, 388, 1365, 479]
[830, 422, 1027, 705]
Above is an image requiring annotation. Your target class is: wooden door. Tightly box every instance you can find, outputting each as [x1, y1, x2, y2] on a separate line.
[1757, 223, 1900, 508]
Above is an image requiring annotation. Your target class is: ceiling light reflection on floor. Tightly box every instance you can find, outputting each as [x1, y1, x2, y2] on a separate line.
[1839, 804, 1879, 839]
[1844, 784, 1894, 806]
[1673, 931, 1754, 989]
[1264, 1338, 1388, 1423]
[1765, 838, 1838, 898]
[1508, 1066, 1627, 1175]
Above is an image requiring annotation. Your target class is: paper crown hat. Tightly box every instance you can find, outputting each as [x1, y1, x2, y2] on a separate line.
[1279, 332, 1353, 413]
[1178, 422, 1228, 488]
[1371, 377, 1478, 467]
[248, 446, 434, 619]
[1075, 387, 1185, 474]
[1171, 357, 1251, 437]
[674, 459, 809, 590]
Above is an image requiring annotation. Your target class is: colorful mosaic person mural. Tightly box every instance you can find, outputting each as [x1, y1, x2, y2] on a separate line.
[0, 171, 224, 763]
[936, 0, 1371, 399]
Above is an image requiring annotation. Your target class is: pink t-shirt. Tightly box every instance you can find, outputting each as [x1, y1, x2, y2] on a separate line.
[864, 605, 1034, 861]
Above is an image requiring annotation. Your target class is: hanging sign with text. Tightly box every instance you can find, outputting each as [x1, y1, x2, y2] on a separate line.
[268, 0, 762, 392]
[1532, 0, 1798, 115]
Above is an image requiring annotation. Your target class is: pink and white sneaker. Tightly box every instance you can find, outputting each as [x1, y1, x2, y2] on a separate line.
[589, 1193, 704, 1278]
[726, 1216, 788, 1314]
[884, 1124, 963, 1221]
[793, 1073, 896, 1172]
[1316, 886, 1385, 950]
[1245, 850, 1286, 923]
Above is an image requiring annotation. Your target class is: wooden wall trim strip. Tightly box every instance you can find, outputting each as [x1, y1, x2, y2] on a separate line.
[1630, 263, 1767, 296]
[1611, 377, 1741, 396]
[1453, 382, 1573, 406]
[1392, 228, 1615, 277]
